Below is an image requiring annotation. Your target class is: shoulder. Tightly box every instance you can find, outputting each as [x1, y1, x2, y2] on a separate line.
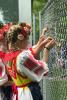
[17, 49, 31, 58]
[16, 49, 35, 65]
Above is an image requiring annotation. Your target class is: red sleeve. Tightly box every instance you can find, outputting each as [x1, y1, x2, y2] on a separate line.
[0, 51, 5, 58]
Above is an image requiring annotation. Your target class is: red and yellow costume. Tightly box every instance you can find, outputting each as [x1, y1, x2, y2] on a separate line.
[4, 48, 49, 100]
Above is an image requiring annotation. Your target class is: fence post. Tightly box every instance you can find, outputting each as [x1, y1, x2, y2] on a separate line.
[32, 14, 36, 45]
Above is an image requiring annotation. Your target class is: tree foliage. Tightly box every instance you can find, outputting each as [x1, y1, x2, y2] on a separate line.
[33, 0, 48, 14]
[32, 0, 48, 40]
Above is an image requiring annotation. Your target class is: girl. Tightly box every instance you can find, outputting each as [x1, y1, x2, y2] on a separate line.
[0, 23, 13, 100]
[5, 22, 55, 100]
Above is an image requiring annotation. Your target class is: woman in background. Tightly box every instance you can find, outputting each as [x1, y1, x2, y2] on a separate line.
[0, 23, 13, 100]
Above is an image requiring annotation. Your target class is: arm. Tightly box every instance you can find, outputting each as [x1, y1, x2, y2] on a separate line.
[43, 48, 49, 62]
[43, 39, 56, 62]
[32, 37, 55, 62]
[32, 27, 56, 62]
[16, 50, 49, 82]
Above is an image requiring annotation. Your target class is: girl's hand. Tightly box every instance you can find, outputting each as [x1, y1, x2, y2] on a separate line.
[37, 27, 48, 47]
[45, 39, 56, 50]
[41, 27, 48, 35]
[39, 37, 53, 49]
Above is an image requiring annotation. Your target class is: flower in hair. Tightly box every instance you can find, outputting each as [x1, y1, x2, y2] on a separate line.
[19, 23, 31, 37]
[2, 23, 12, 33]
[0, 23, 12, 40]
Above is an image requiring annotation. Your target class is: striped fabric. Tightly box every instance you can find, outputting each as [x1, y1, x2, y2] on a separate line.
[17, 49, 49, 82]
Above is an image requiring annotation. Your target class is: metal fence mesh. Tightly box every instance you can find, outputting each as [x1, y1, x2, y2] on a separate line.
[40, 0, 67, 100]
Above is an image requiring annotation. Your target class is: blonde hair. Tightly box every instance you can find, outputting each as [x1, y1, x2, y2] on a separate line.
[7, 22, 31, 44]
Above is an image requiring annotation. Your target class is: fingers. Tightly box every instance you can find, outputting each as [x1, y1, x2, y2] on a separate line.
[39, 36, 52, 43]
[43, 37, 53, 43]
[39, 27, 48, 42]
[51, 39, 56, 45]
[40, 37, 56, 49]
[38, 31, 56, 49]
[40, 37, 52, 47]
[39, 35, 45, 41]
[45, 39, 56, 49]
[47, 39, 56, 46]
[41, 27, 48, 35]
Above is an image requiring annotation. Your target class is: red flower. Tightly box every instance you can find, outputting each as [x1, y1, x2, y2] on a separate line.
[0, 23, 12, 40]
[2, 23, 12, 33]
[20, 23, 31, 37]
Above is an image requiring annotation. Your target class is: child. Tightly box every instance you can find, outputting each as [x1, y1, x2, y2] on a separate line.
[5, 22, 55, 100]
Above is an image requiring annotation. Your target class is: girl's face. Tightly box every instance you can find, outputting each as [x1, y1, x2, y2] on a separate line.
[17, 32, 30, 49]
[17, 33, 24, 40]
[7, 24, 31, 49]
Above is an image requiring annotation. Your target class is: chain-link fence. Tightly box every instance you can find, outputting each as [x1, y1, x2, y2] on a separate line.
[39, 0, 67, 100]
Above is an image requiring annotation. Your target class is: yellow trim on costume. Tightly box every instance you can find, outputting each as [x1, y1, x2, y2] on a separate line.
[12, 73, 32, 86]
[7, 53, 32, 87]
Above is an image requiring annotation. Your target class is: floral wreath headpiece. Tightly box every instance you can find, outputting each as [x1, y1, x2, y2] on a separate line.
[18, 22, 31, 38]
[0, 23, 12, 40]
